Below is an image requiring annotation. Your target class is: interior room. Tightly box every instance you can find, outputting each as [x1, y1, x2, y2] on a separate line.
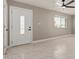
[3, 0, 75, 59]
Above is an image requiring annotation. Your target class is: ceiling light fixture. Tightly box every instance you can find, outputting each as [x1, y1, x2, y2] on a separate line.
[56, 0, 75, 8]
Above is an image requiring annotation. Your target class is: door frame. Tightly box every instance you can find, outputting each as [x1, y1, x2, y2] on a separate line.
[9, 6, 33, 46]
[3, 0, 9, 54]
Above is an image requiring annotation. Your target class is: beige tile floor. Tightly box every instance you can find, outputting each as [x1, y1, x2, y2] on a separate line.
[4, 35, 75, 59]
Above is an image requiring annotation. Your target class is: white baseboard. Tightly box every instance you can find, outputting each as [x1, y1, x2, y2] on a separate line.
[3, 47, 8, 55]
[3, 45, 14, 55]
[32, 34, 74, 44]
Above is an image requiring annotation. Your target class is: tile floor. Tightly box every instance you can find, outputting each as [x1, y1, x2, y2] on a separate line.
[4, 35, 75, 59]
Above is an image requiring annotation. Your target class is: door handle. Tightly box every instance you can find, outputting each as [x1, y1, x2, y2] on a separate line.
[6, 28, 8, 31]
[29, 27, 31, 28]
[4, 25, 8, 31]
[28, 27, 31, 31]
[28, 29, 31, 31]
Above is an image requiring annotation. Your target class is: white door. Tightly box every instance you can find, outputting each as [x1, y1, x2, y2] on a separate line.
[10, 6, 33, 46]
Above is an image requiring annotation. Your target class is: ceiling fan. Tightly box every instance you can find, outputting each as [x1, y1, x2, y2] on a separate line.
[61, 0, 75, 8]
[56, 0, 75, 8]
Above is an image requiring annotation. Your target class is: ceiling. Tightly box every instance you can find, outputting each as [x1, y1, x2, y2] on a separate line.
[14, 0, 75, 15]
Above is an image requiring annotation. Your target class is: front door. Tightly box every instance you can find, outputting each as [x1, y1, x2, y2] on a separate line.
[10, 6, 33, 46]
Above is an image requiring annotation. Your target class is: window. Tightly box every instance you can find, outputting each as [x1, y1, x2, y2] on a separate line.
[20, 16, 25, 34]
[54, 15, 66, 28]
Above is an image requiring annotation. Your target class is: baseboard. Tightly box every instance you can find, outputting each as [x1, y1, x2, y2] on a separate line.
[3, 45, 14, 55]
[32, 34, 73, 44]
[3, 47, 8, 55]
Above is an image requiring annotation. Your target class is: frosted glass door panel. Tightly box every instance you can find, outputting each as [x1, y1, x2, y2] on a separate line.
[20, 16, 25, 34]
